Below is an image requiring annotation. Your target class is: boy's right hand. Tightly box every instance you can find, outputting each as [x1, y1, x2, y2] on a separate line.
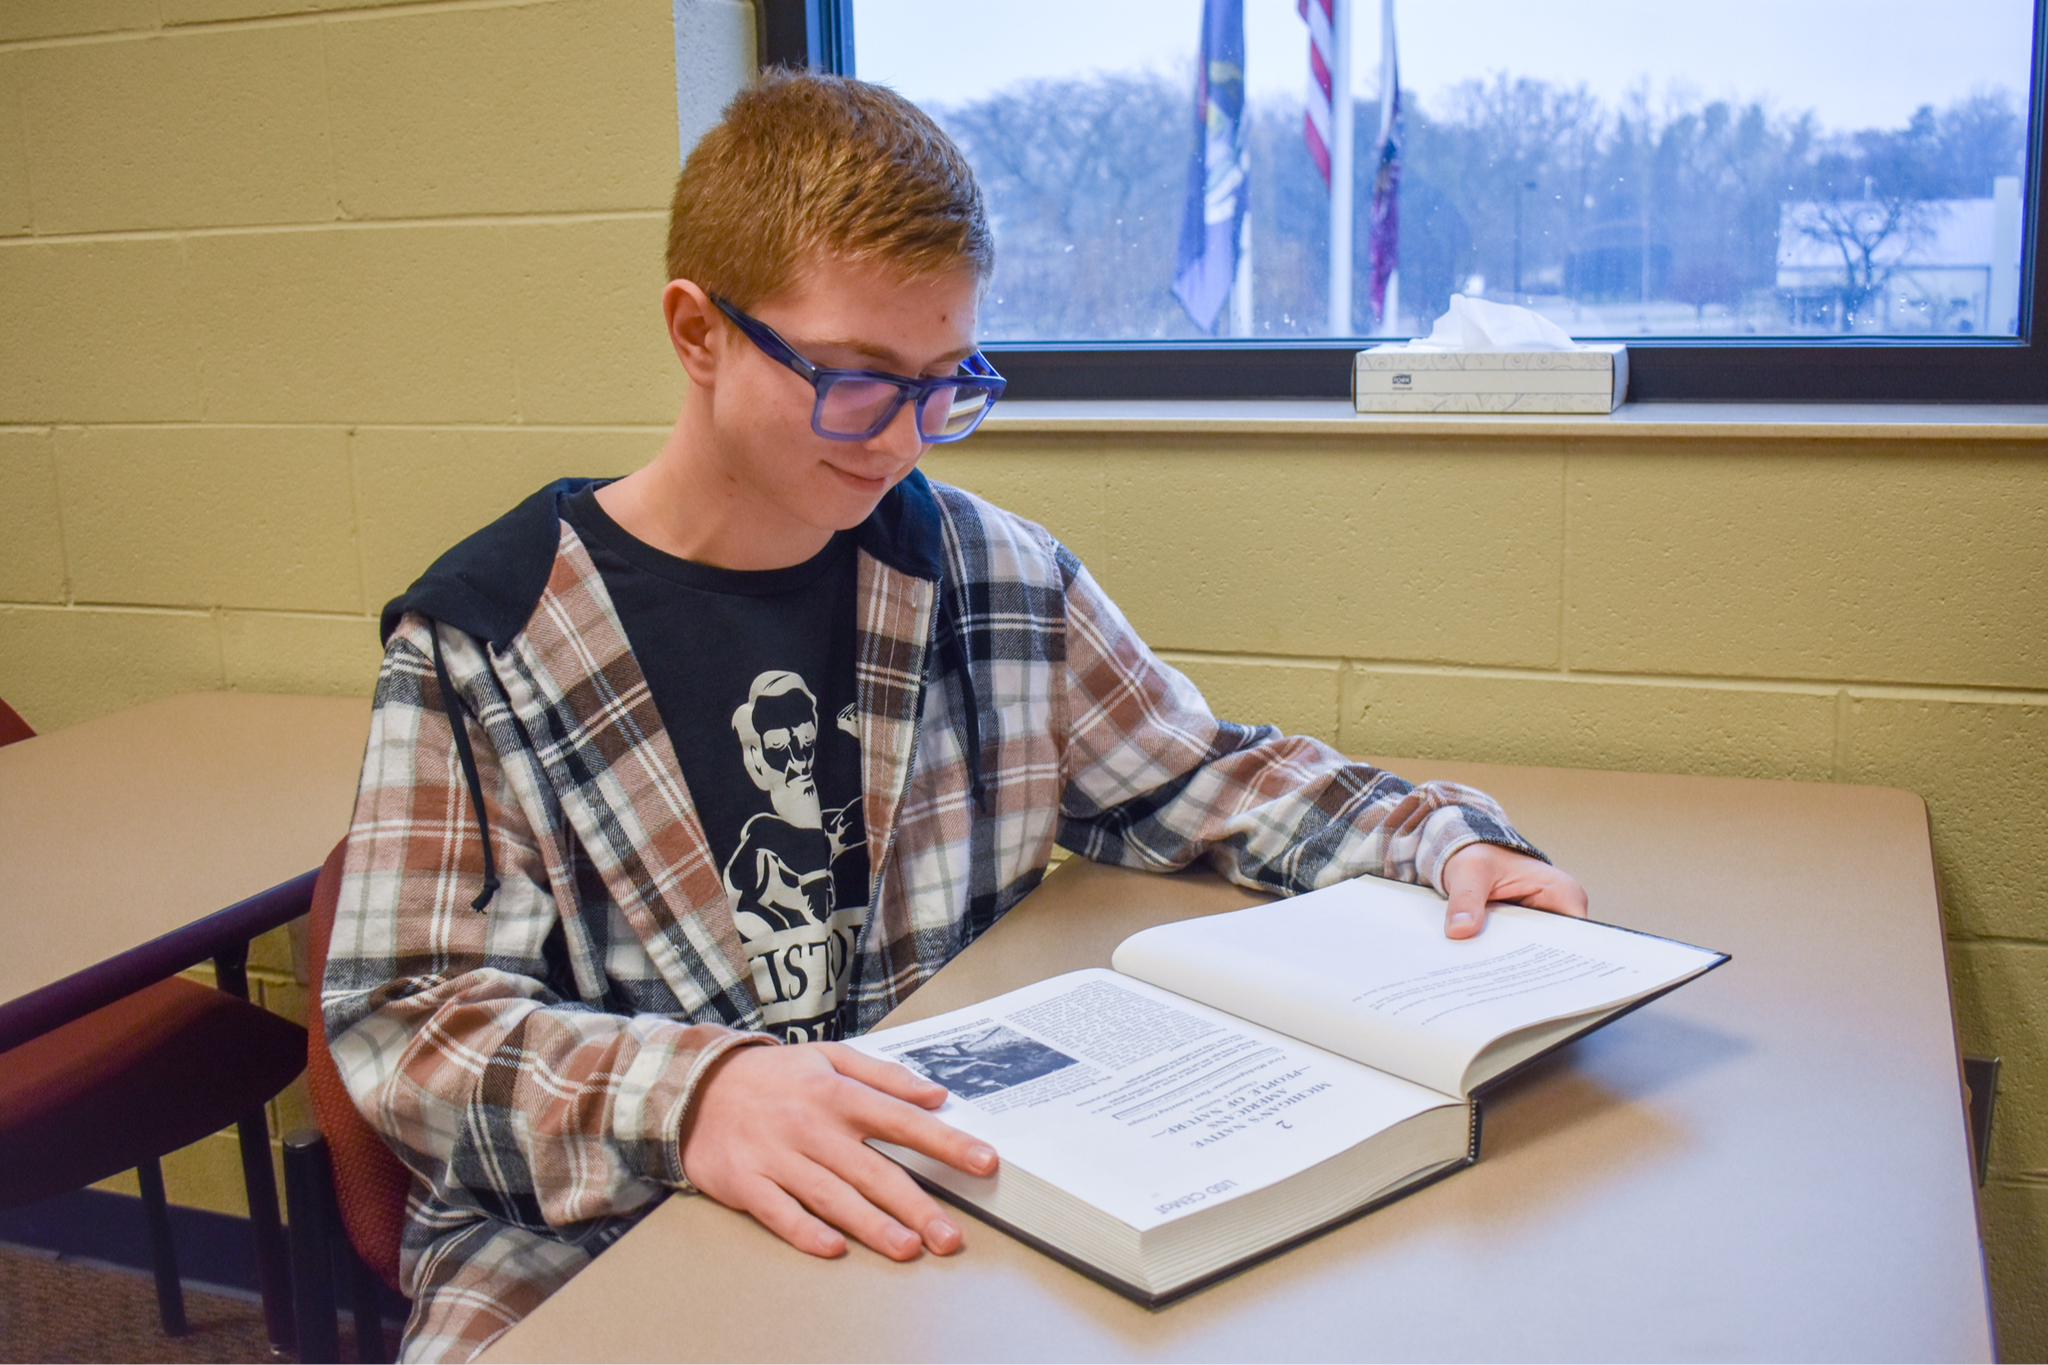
[677, 1041, 997, 1261]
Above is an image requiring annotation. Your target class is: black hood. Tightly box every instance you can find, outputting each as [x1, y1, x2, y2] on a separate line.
[376, 467, 962, 914]
[380, 470, 949, 648]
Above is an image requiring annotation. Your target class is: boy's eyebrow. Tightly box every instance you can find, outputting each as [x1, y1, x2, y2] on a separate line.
[804, 334, 977, 371]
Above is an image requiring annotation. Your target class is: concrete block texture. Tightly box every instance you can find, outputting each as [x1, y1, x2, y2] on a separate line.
[1842, 693, 2048, 940]
[0, 429, 66, 603]
[0, 55, 29, 235]
[920, 437, 1111, 568]
[1095, 437, 1565, 667]
[0, 0, 158, 41]
[327, 0, 678, 219]
[92, 1130, 257, 1218]
[1158, 654, 1341, 745]
[189, 225, 522, 424]
[245, 923, 296, 978]
[1952, 942, 2048, 1176]
[0, 605, 223, 732]
[220, 610, 381, 697]
[16, 23, 333, 233]
[190, 219, 681, 425]
[161, 0, 321, 20]
[162, 0, 424, 20]
[511, 216, 684, 425]
[353, 426, 657, 607]
[1982, 1179, 2048, 1363]
[0, 239, 205, 422]
[256, 977, 314, 1140]
[54, 426, 360, 612]
[1340, 668, 1841, 782]
[1567, 441, 2048, 689]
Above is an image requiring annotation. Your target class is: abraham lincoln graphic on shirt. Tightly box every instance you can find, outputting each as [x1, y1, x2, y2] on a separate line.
[722, 670, 867, 1041]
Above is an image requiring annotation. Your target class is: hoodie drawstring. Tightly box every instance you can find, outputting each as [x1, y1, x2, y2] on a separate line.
[432, 629, 501, 911]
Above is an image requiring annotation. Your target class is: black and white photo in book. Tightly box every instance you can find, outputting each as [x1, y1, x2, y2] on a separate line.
[897, 1024, 1083, 1099]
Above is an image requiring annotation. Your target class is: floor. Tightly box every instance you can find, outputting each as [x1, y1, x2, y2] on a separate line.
[0, 1244, 286, 1364]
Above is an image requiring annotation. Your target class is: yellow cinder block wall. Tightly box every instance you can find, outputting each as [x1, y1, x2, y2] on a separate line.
[3, 0, 2044, 1355]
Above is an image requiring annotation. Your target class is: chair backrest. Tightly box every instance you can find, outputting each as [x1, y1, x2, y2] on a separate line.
[0, 697, 35, 748]
[305, 838, 414, 1295]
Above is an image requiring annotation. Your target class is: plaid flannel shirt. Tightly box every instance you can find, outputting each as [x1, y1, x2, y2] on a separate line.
[324, 475, 1541, 1360]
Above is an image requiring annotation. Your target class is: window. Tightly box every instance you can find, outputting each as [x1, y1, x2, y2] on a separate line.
[761, 0, 2048, 401]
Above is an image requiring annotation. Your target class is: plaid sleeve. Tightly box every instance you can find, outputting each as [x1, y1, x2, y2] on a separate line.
[323, 615, 771, 1238]
[1051, 549, 1545, 897]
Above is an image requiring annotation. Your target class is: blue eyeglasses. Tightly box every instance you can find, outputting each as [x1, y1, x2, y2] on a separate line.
[711, 296, 1006, 444]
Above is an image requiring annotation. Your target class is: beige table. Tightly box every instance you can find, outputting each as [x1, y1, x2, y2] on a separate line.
[485, 759, 1993, 1362]
[0, 691, 370, 1049]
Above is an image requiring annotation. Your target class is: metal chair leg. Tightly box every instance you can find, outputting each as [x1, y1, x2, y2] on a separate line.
[135, 1157, 189, 1337]
[284, 1129, 343, 1365]
[237, 1106, 297, 1351]
[348, 1247, 393, 1363]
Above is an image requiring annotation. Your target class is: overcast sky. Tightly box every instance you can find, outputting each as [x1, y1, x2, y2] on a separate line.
[857, 0, 2035, 133]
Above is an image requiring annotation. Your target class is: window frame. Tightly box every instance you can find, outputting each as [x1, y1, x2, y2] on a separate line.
[763, 0, 2048, 403]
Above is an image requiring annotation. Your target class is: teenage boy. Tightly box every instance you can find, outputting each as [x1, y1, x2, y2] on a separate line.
[326, 72, 1587, 1362]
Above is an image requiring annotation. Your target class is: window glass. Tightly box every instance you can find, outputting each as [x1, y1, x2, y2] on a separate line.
[855, 0, 2036, 342]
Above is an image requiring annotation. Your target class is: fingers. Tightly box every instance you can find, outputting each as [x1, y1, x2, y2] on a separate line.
[1521, 870, 1590, 918]
[1440, 843, 1593, 937]
[816, 1137, 966, 1257]
[753, 1116, 967, 1261]
[731, 1173, 849, 1259]
[1444, 883, 1488, 939]
[826, 1066, 999, 1181]
[823, 1042, 950, 1109]
[681, 1041, 986, 1264]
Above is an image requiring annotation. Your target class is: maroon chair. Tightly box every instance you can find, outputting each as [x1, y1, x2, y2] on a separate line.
[0, 696, 33, 747]
[0, 700, 308, 1347]
[284, 837, 415, 1363]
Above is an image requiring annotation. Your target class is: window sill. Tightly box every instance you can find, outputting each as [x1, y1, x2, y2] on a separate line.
[978, 400, 2048, 441]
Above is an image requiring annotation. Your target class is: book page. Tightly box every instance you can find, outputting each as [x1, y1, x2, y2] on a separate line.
[846, 968, 1458, 1232]
[1111, 876, 1725, 1096]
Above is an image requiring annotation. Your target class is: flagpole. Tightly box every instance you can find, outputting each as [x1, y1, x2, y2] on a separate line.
[1327, 0, 1354, 336]
[1371, 0, 1399, 335]
[1231, 210, 1253, 336]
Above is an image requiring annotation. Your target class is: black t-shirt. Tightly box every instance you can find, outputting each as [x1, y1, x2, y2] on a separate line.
[562, 487, 870, 1042]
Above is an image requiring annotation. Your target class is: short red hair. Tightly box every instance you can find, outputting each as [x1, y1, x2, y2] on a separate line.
[667, 72, 993, 306]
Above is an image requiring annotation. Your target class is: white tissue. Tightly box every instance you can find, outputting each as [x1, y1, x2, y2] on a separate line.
[1403, 294, 1579, 352]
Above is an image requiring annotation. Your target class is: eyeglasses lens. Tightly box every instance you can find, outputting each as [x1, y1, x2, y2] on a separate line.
[921, 385, 991, 438]
[815, 377, 904, 436]
[815, 375, 993, 440]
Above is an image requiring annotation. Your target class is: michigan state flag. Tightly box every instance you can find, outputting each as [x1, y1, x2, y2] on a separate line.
[1172, 0, 1248, 334]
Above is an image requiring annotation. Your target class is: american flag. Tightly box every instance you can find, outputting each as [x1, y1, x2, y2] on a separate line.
[1366, 0, 1401, 323]
[1171, 0, 1249, 333]
[1298, 0, 1336, 186]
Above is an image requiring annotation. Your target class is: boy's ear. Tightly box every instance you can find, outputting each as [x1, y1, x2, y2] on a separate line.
[664, 279, 724, 388]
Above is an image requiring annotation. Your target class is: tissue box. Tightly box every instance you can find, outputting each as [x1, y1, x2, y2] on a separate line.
[1354, 344, 1628, 414]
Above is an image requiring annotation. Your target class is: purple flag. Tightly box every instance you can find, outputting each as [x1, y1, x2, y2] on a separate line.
[1367, 0, 1401, 323]
[1172, 0, 1248, 334]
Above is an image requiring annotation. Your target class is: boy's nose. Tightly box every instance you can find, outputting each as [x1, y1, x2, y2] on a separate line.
[868, 397, 927, 461]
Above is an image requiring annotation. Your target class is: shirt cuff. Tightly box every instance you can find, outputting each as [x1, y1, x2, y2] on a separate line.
[1418, 801, 1549, 894]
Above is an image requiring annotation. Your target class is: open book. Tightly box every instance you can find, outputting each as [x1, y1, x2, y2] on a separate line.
[847, 874, 1727, 1306]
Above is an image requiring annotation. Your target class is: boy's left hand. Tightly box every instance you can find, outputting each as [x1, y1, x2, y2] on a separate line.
[1439, 844, 1589, 939]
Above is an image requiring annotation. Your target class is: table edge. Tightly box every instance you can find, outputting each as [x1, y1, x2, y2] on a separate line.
[0, 868, 318, 1052]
